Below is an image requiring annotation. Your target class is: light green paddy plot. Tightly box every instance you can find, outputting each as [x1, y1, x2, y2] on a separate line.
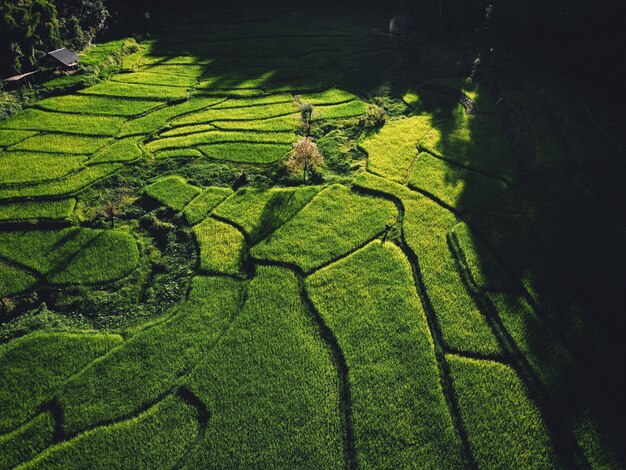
[0, 260, 37, 297]
[19, 392, 201, 470]
[0, 130, 37, 148]
[0, 163, 121, 201]
[34, 95, 163, 117]
[213, 185, 320, 242]
[306, 241, 466, 468]
[79, 82, 190, 101]
[111, 71, 199, 88]
[183, 186, 232, 225]
[252, 184, 396, 272]
[408, 153, 507, 211]
[145, 129, 294, 153]
[199, 142, 291, 164]
[361, 115, 432, 183]
[0, 227, 139, 287]
[143, 175, 201, 212]
[8, 134, 112, 155]
[0, 109, 124, 136]
[118, 96, 225, 137]
[88, 137, 144, 164]
[0, 152, 87, 185]
[194, 217, 246, 276]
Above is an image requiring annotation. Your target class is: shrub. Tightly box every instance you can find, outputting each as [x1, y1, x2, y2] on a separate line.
[361, 104, 386, 128]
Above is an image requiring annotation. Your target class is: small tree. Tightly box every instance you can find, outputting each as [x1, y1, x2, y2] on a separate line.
[98, 187, 130, 228]
[293, 95, 315, 136]
[286, 137, 324, 183]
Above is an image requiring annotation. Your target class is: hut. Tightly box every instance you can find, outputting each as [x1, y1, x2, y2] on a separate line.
[2, 70, 38, 90]
[46, 48, 80, 72]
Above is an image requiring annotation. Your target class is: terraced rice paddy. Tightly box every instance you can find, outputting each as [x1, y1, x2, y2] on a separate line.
[1, 5, 624, 469]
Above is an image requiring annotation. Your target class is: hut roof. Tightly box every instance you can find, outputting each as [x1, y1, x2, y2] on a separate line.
[3, 70, 38, 82]
[47, 48, 80, 66]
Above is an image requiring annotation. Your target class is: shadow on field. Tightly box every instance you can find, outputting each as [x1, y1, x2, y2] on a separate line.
[424, 80, 626, 465]
[144, 3, 625, 466]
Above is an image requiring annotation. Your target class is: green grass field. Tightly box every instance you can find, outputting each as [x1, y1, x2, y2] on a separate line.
[0, 5, 623, 469]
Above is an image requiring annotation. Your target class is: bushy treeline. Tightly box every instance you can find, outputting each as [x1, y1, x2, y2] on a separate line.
[0, 0, 108, 76]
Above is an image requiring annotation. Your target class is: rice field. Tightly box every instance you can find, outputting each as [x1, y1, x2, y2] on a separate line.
[0, 5, 623, 470]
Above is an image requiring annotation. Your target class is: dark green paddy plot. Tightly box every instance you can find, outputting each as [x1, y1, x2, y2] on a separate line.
[0, 227, 139, 286]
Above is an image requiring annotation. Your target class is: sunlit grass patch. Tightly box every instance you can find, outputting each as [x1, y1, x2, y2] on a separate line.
[408, 153, 507, 211]
[252, 184, 395, 272]
[447, 355, 559, 468]
[194, 217, 245, 275]
[9, 134, 112, 154]
[361, 116, 431, 182]
[112, 71, 199, 87]
[307, 241, 465, 468]
[88, 137, 144, 164]
[0, 109, 124, 136]
[0, 152, 87, 184]
[183, 186, 232, 225]
[144, 175, 201, 212]
[35, 95, 163, 117]
[79, 82, 189, 100]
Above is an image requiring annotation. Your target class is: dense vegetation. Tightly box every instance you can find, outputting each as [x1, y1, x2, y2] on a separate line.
[0, 0, 624, 468]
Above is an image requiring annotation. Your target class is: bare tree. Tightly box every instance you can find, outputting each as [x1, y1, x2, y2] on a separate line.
[286, 137, 324, 183]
